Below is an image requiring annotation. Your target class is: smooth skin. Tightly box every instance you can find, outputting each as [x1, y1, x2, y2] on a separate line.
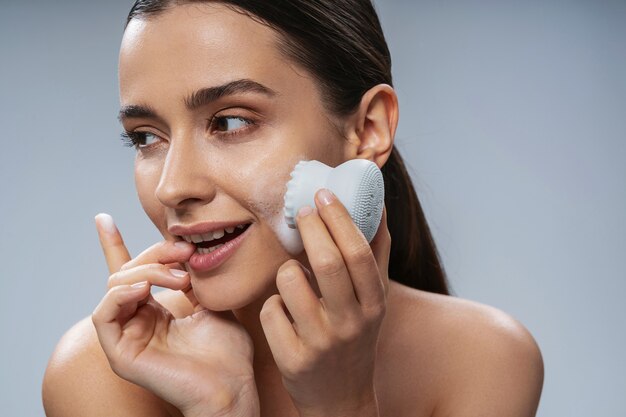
[42, 4, 543, 417]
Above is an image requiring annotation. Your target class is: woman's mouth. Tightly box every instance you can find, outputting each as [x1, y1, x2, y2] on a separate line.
[180, 223, 249, 253]
[182, 223, 252, 272]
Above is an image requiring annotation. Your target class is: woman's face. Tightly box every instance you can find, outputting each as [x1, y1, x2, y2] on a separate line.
[118, 4, 352, 310]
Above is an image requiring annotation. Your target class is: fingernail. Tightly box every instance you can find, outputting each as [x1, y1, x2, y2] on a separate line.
[317, 189, 336, 206]
[175, 241, 192, 250]
[297, 205, 314, 218]
[131, 281, 148, 289]
[95, 213, 117, 234]
[169, 269, 188, 278]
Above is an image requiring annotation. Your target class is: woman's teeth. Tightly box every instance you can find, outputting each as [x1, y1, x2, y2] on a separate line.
[181, 224, 245, 244]
[180, 223, 248, 254]
[197, 244, 224, 254]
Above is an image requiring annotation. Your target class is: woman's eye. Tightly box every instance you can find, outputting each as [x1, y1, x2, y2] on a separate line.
[210, 116, 252, 133]
[120, 131, 161, 149]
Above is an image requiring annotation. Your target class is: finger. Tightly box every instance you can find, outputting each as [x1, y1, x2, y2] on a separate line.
[275, 260, 324, 338]
[164, 261, 185, 270]
[92, 282, 152, 354]
[115, 238, 196, 310]
[260, 294, 300, 366]
[181, 282, 203, 312]
[108, 264, 190, 291]
[119, 240, 195, 272]
[295, 205, 360, 320]
[95, 213, 131, 275]
[369, 204, 391, 295]
[314, 189, 385, 311]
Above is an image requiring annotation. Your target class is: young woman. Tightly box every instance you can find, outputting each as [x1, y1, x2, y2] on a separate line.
[43, 1, 544, 416]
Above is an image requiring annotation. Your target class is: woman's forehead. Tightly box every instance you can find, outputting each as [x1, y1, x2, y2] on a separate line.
[118, 3, 293, 102]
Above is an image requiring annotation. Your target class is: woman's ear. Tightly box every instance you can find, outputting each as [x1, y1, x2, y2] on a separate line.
[343, 84, 399, 168]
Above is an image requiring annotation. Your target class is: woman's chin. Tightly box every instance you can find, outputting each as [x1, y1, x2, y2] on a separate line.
[190, 272, 275, 312]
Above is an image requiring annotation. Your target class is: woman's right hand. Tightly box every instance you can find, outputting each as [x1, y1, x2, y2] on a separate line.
[91, 213, 260, 417]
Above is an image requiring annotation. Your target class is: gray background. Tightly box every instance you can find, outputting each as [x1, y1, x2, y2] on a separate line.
[1, 0, 624, 416]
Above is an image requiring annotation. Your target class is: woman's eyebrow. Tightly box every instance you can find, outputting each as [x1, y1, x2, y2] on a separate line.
[118, 104, 162, 125]
[184, 78, 277, 110]
[118, 79, 276, 124]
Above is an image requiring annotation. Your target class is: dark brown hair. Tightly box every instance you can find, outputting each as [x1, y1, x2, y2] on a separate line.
[126, 0, 450, 295]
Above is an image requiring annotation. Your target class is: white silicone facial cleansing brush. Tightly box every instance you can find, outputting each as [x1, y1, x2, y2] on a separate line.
[283, 159, 385, 242]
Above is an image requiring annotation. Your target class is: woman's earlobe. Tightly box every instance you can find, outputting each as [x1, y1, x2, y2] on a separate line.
[356, 143, 377, 161]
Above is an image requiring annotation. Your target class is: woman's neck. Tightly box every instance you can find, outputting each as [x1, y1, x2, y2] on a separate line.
[233, 293, 280, 371]
[233, 295, 298, 414]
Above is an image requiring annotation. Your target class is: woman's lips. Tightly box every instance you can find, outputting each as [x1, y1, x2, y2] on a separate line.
[187, 223, 252, 272]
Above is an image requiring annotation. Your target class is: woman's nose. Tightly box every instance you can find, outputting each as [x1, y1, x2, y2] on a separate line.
[154, 137, 216, 209]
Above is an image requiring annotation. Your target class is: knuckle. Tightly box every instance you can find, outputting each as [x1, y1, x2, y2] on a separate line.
[363, 299, 387, 322]
[144, 263, 167, 273]
[328, 208, 349, 222]
[107, 271, 121, 288]
[297, 354, 317, 375]
[92, 288, 121, 323]
[308, 330, 333, 353]
[107, 285, 126, 299]
[102, 231, 120, 246]
[314, 253, 344, 277]
[91, 310, 101, 326]
[119, 260, 133, 271]
[346, 243, 373, 264]
[284, 349, 317, 377]
[146, 240, 166, 253]
[108, 264, 165, 287]
[154, 241, 172, 254]
[136, 263, 167, 279]
[336, 321, 363, 343]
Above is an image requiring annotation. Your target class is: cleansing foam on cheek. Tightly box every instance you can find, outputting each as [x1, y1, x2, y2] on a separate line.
[244, 155, 306, 255]
[283, 159, 385, 243]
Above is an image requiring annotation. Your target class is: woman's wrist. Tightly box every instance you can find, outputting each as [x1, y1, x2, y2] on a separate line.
[296, 390, 380, 417]
[183, 381, 260, 417]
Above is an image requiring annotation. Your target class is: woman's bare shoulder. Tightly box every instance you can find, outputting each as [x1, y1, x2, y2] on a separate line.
[42, 290, 190, 417]
[379, 281, 544, 417]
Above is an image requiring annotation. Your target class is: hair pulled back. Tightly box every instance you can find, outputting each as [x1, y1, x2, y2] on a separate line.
[126, 0, 450, 295]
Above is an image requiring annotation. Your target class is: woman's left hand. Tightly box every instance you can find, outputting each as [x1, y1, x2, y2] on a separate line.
[260, 188, 391, 417]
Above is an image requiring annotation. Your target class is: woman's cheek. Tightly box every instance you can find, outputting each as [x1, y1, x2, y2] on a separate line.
[268, 206, 304, 255]
[135, 160, 165, 229]
[244, 154, 306, 256]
